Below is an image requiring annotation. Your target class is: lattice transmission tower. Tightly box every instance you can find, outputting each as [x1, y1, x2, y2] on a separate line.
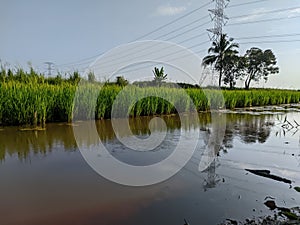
[44, 62, 54, 76]
[206, 0, 230, 86]
[207, 0, 230, 43]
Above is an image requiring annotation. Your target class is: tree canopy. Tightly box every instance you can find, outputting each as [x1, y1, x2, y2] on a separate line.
[243, 47, 279, 89]
[202, 34, 239, 87]
[223, 55, 246, 89]
[153, 67, 167, 84]
[202, 34, 279, 89]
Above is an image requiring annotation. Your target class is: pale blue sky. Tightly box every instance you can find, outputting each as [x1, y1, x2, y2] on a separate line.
[1, 0, 300, 88]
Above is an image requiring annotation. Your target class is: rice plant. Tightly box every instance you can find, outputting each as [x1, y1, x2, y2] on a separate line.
[0, 79, 300, 126]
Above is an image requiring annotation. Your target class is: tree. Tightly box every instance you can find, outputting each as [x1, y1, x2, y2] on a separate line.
[202, 34, 239, 87]
[115, 76, 128, 86]
[223, 55, 246, 89]
[7, 69, 14, 81]
[49, 75, 63, 85]
[152, 66, 167, 85]
[88, 72, 96, 82]
[243, 47, 279, 89]
[0, 65, 7, 82]
[68, 71, 81, 84]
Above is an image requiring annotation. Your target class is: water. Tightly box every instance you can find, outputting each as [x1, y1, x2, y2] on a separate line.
[0, 111, 300, 225]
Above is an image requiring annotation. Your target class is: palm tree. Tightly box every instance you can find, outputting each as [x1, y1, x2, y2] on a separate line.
[152, 66, 167, 84]
[202, 34, 239, 87]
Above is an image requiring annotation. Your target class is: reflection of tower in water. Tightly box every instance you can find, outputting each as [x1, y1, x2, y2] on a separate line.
[204, 159, 218, 190]
[203, 149, 221, 191]
[200, 113, 226, 191]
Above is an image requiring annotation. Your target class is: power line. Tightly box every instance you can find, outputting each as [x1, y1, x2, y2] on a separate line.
[57, 53, 103, 68]
[154, 15, 209, 40]
[89, 21, 210, 71]
[58, 0, 281, 71]
[227, 0, 270, 8]
[100, 47, 208, 77]
[132, 1, 212, 41]
[235, 33, 300, 40]
[57, 0, 282, 72]
[164, 21, 211, 41]
[57, 1, 212, 68]
[95, 44, 209, 77]
[177, 33, 207, 44]
[239, 39, 300, 44]
[154, 16, 209, 40]
[230, 6, 300, 19]
[227, 14, 300, 26]
[99, 20, 210, 67]
[61, 59, 94, 70]
[89, 38, 209, 75]
[75, 32, 209, 76]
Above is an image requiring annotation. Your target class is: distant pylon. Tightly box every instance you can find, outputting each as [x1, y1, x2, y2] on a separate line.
[44, 62, 54, 76]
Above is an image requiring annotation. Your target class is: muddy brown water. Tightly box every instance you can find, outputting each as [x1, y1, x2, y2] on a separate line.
[0, 111, 299, 225]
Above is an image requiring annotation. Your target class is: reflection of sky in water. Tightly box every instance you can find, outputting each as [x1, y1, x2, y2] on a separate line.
[0, 111, 299, 225]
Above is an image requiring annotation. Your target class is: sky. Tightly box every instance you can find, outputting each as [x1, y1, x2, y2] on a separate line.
[1, 0, 300, 88]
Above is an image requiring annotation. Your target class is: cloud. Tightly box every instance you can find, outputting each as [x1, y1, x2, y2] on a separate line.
[287, 8, 300, 17]
[155, 5, 187, 16]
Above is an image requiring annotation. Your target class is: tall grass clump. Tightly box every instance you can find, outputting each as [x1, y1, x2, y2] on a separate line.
[95, 85, 121, 119]
[0, 81, 76, 125]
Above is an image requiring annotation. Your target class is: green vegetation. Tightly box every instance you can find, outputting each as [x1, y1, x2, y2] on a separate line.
[222, 89, 300, 109]
[243, 47, 279, 89]
[0, 81, 76, 126]
[202, 33, 239, 87]
[202, 33, 279, 89]
[153, 66, 168, 84]
[0, 66, 299, 126]
[0, 82, 300, 126]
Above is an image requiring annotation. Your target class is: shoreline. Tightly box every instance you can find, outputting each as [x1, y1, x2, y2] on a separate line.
[0, 103, 299, 129]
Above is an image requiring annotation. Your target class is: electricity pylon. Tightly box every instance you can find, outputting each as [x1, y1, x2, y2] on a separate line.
[44, 62, 54, 76]
[206, 0, 230, 86]
[207, 0, 230, 42]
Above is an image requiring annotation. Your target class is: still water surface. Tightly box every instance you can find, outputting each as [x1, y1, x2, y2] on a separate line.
[0, 110, 300, 225]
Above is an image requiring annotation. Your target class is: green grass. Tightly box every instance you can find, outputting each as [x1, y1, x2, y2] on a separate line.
[0, 81, 300, 125]
[223, 89, 300, 109]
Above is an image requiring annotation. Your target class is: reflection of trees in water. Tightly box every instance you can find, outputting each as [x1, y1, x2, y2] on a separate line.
[0, 114, 200, 162]
[201, 113, 274, 190]
[0, 113, 274, 162]
[0, 125, 77, 162]
[96, 113, 202, 142]
[222, 114, 273, 149]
